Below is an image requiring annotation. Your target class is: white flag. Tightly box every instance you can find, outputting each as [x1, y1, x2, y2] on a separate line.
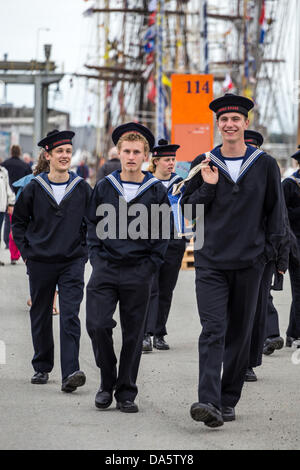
[222, 73, 233, 92]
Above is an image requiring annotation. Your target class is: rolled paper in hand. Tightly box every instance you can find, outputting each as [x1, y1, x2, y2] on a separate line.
[172, 160, 210, 195]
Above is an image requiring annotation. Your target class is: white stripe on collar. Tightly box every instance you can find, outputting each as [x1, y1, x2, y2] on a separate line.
[63, 176, 82, 198]
[106, 174, 125, 197]
[237, 148, 263, 181]
[35, 175, 54, 197]
[136, 176, 159, 196]
[288, 175, 300, 185]
[106, 173, 159, 200]
[208, 149, 264, 182]
[35, 175, 82, 202]
[208, 153, 231, 178]
[167, 174, 182, 188]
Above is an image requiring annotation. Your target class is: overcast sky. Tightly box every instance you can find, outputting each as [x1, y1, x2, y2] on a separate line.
[1, 0, 299, 136]
[0, 0, 96, 126]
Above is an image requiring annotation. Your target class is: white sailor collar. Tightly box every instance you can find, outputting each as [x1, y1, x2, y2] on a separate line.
[34, 171, 83, 204]
[105, 170, 160, 201]
[208, 144, 265, 184]
[287, 171, 300, 186]
[165, 173, 182, 189]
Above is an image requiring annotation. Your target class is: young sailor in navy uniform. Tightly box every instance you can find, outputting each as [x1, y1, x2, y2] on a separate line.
[244, 129, 264, 148]
[86, 123, 168, 413]
[142, 139, 186, 352]
[282, 146, 300, 348]
[181, 94, 285, 427]
[12, 130, 91, 392]
[244, 130, 287, 381]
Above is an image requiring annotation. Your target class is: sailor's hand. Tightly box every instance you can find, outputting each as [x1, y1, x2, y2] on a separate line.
[201, 160, 219, 185]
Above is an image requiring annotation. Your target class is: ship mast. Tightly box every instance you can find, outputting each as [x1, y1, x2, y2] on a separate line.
[79, 0, 298, 154]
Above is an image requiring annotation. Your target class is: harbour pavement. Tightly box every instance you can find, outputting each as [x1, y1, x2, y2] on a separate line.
[0, 245, 299, 451]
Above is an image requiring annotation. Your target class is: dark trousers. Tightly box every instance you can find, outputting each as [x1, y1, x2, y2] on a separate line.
[0, 212, 5, 240]
[264, 293, 280, 339]
[145, 240, 186, 336]
[195, 263, 264, 409]
[3, 212, 10, 247]
[249, 261, 274, 368]
[86, 257, 154, 402]
[287, 259, 300, 338]
[27, 258, 85, 381]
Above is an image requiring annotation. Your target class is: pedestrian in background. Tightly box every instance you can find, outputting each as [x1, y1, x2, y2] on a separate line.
[76, 158, 89, 180]
[243, 130, 287, 381]
[0, 165, 15, 265]
[281, 146, 300, 349]
[1, 144, 32, 249]
[13, 149, 59, 313]
[96, 146, 121, 181]
[23, 153, 34, 169]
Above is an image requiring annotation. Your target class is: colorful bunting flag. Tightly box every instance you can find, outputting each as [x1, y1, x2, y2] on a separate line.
[222, 73, 233, 92]
[147, 74, 156, 104]
[148, 12, 156, 26]
[162, 74, 172, 88]
[259, 0, 266, 44]
[144, 39, 155, 53]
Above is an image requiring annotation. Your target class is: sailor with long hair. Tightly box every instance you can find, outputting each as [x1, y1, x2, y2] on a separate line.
[143, 139, 186, 352]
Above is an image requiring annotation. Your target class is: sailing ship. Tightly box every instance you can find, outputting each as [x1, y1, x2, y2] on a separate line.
[80, 0, 299, 166]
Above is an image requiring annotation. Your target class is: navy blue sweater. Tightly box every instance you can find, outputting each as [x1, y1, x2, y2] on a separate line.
[181, 145, 285, 270]
[12, 171, 92, 262]
[282, 172, 300, 238]
[87, 170, 169, 269]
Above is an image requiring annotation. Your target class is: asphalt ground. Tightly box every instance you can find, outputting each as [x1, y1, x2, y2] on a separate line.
[0, 245, 299, 451]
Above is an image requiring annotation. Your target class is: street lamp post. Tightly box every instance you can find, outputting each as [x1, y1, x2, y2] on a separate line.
[36, 28, 50, 60]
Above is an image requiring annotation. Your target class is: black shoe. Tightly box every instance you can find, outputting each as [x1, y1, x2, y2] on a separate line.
[286, 336, 296, 348]
[61, 370, 86, 393]
[221, 406, 235, 422]
[116, 400, 139, 413]
[95, 389, 113, 409]
[11, 260, 17, 265]
[245, 367, 257, 382]
[190, 402, 224, 428]
[0, 260, 4, 266]
[31, 372, 49, 384]
[288, 337, 300, 348]
[153, 335, 169, 350]
[263, 336, 284, 355]
[142, 334, 152, 353]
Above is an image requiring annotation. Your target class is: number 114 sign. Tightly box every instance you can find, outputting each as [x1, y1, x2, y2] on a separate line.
[171, 74, 214, 162]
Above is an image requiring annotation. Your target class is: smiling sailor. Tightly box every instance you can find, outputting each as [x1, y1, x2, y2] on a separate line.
[12, 129, 92, 393]
[86, 122, 168, 413]
[181, 93, 285, 427]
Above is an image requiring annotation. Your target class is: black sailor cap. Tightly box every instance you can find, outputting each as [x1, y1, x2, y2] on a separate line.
[152, 139, 180, 157]
[291, 145, 300, 162]
[112, 122, 155, 151]
[209, 93, 254, 119]
[38, 129, 75, 151]
[244, 130, 264, 148]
